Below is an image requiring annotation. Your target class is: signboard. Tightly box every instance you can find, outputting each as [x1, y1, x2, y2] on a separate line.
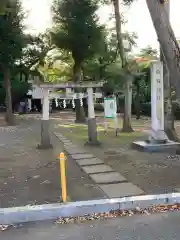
[104, 98, 117, 119]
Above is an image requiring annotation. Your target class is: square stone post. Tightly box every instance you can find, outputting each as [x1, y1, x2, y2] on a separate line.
[38, 88, 52, 149]
[86, 87, 100, 146]
[150, 60, 168, 142]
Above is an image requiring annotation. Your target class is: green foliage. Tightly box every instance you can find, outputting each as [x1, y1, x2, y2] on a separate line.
[21, 34, 52, 68]
[0, 0, 13, 15]
[83, 29, 137, 82]
[0, 73, 30, 104]
[51, 0, 104, 65]
[0, 0, 25, 68]
[122, 0, 135, 5]
[138, 45, 158, 59]
[31, 48, 73, 82]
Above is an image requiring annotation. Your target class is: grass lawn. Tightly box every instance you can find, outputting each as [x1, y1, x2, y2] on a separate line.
[57, 118, 146, 147]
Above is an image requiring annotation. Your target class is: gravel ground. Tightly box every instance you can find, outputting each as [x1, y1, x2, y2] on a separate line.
[0, 117, 105, 208]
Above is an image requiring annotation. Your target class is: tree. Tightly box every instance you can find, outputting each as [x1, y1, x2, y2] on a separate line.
[0, 0, 12, 15]
[22, 33, 52, 69]
[83, 29, 137, 82]
[158, 1, 179, 141]
[31, 49, 73, 83]
[0, 0, 25, 125]
[145, 0, 180, 98]
[111, 0, 134, 132]
[144, 0, 180, 141]
[122, 0, 180, 141]
[51, 0, 104, 122]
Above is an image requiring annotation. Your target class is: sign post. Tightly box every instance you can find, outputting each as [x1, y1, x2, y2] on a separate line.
[104, 97, 118, 135]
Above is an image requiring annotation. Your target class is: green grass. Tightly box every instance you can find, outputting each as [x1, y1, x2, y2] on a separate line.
[58, 122, 145, 146]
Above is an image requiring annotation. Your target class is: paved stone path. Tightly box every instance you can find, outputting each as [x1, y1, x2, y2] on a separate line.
[54, 132, 144, 198]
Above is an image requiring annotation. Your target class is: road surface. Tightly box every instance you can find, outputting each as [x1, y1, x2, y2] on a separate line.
[1, 211, 180, 239]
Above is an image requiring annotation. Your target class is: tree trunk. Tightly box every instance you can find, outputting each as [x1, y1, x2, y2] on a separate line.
[4, 67, 15, 125]
[159, 1, 179, 141]
[112, 0, 133, 132]
[146, 0, 180, 99]
[73, 61, 86, 123]
[112, 0, 126, 68]
[122, 76, 133, 132]
[134, 84, 141, 120]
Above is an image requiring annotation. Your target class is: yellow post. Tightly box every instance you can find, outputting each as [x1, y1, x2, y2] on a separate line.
[59, 152, 67, 203]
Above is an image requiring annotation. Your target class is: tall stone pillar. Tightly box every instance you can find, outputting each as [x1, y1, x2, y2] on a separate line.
[86, 87, 100, 145]
[38, 88, 52, 149]
[150, 60, 168, 142]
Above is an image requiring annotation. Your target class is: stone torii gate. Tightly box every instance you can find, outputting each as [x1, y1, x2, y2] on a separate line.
[37, 82, 103, 149]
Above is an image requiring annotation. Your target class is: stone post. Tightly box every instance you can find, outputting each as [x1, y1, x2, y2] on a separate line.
[150, 60, 168, 142]
[27, 99, 32, 112]
[86, 87, 100, 145]
[38, 88, 52, 149]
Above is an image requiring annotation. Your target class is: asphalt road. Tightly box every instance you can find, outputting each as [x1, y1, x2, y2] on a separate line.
[1, 211, 180, 239]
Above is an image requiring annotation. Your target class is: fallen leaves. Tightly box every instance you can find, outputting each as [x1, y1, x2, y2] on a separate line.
[0, 225, 9, 231]
[55, 204, 180, 225]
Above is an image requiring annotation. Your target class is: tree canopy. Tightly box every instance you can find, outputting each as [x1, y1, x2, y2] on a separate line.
[0, 0, 25, 69]
[51, 0, 104, 82]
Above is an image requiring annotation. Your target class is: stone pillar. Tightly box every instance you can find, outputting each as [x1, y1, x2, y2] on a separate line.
[86, 87, 100, 146]
[150, 60, 168, 143]
[27, 99, 32, 112]
[38, 88, 52, 149]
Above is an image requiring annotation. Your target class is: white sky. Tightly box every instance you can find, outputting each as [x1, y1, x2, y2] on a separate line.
[22, 0, 180, 52]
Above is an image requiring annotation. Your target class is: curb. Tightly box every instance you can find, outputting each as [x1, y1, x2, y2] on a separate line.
[1, 193, 180, 224]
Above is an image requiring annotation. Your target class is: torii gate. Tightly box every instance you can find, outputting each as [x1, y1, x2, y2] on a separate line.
[36, 82, 103, 149]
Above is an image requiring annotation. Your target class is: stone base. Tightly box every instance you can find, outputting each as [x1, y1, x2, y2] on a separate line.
[75, 119, 87, 124]
[84, 140, 101, 147]
[86, 118, 101, 146]
[37, 143, 53, 150]
[38, 120, 53, 150]
[149, 129, 168, 143]
[132, 140, 180, 153]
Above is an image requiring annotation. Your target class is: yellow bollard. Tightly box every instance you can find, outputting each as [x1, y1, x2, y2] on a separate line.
[59, 152, 67, 203]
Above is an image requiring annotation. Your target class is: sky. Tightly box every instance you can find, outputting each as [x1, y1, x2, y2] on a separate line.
[22, 0, 180, 52]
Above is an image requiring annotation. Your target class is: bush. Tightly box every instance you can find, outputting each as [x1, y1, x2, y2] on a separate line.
[172, 101, 180, 120]
[94, 103, 104, 111]
[141, 102, 151, 116]
[141, 101, 180, 120]
[95, 100, 180, 120]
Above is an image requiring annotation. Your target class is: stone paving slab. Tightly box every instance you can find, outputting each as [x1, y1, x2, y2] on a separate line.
[62, 140, 71, 143]
[100, 182, 144, 198]
[66, 149, 88, 155]
[90, 172, 127, 184]
[64, 145, 77, 149]
[76, 158, 104, 166]
[64, 143, 74, 146]
[71, 153, 94, 160]
[82, 165, 113, 174]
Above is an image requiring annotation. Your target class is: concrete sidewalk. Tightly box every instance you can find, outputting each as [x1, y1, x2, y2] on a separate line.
[1, 212, 180, 239]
